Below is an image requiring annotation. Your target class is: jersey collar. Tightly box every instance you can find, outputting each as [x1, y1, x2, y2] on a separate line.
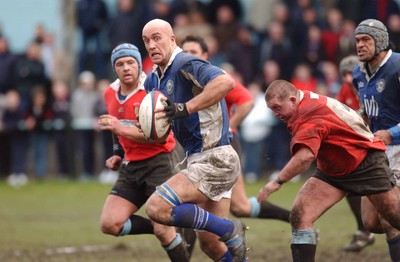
[152, 47, 183, 77]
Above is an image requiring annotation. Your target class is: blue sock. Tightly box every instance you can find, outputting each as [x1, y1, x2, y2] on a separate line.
[388, 235, 400, 261]
[218, 251, 232, 261]
[170, 203, 234, 237]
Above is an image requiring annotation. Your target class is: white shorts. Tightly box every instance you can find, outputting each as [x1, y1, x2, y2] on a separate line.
[181, 145, 241, 201]
[386, 144, 400, 187]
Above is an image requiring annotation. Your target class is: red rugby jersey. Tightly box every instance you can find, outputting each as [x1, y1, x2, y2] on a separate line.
[225, 76, 253, 133]
[288, 91, 386, 176]
[104, 78, 175, 161]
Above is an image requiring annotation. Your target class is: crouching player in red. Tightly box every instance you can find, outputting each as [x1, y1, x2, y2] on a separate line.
[258, 80, 400, 262]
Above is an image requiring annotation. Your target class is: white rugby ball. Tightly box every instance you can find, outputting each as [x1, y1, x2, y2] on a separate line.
[139, 91, 171, 140]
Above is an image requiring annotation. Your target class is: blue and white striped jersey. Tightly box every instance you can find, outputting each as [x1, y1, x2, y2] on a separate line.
[144, 48, 232, 155]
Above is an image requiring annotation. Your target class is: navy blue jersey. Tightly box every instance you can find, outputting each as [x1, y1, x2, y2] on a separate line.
[144, 49, 232, 155]
[353, 50, 400, 145]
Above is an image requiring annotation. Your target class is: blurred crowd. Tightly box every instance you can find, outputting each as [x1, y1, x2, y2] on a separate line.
[1, 0, 400, 185]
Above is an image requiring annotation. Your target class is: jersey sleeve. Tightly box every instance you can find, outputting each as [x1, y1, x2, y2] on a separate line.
[225, 77, 253, 106]
[183, 59, 225, 87]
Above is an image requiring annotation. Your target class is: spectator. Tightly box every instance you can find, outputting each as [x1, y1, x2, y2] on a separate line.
[70, 70, 99, 181]
[226, 25, 258, 85]
[173, 8, 214, 47]
[51, 80, 73, 179]
[25, 86, 54, 180]
[318, 60, 341, 97]
[0, 36, 16, 177]
[335, 19, 357, 64]
[0, 37, 17, 94]
[360, 0, 400, 24]
[296, 25, 326, 76]
[107, 0, 150, 58]
[14, 41, 48, 111]
[321, 8, 344, 63]
[387, 14, 400, 52]
[204, 34, 227, 67]
[0, 93, 10, 177]
[3, 90, 29, 187]
[259, 21, 293, 80]
[94, 78, 118, 184]
[76, 0, 108, 78]
[40, 32, 56, 81]
[336, 0, 364, 23]
[261, 59, 281, 92]
[243, 0, 280, 36]
[240, 82, 276, 183]
[290, 63, 318, 93]
[211, 4, 241, 53]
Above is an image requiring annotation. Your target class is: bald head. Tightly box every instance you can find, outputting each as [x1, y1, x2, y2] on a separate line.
[142, 19, 177, 70]
[143, 19, 174, 36]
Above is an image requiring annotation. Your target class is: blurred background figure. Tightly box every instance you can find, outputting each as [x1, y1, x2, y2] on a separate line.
[290, 63, 318, 93]
[70, 70, 99, 181]
[240, 82, 276, 183]
[76, 0, 108, 78]
[25, 86, 54, 180]
[94, 78, 118, 184]
[0, 36, 16, 177]
[13, 41, 48, 111]
[3, 90, 29, 187]
[107, 0, 150, 59]
[51, 80, 73, 179]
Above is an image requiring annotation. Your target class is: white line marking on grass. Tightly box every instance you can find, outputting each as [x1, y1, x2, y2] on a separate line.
[44, 244, 112, 255]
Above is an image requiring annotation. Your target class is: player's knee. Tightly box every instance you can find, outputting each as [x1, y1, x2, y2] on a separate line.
[145, 196, 159, 219]
[145, 194, 168, 223]
[99, 219, 120, 236]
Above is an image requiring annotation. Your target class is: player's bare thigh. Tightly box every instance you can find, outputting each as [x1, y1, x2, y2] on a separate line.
[366, 186, 400, 231]
[291, 177, 347, 229]
[145, 172, 209, 224]
[100, 195, 138, 235]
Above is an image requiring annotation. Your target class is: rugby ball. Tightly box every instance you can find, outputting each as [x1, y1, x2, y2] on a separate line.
[139, 91, 170, 140]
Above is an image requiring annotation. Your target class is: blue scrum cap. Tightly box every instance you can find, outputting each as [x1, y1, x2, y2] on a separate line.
[110, 43, 142, 72]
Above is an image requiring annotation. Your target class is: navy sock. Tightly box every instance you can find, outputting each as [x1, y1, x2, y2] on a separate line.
[119, 215, 153, 236]
[218, 251, 232, 261]
[170, 203, 233, 237]
[388, 235, 400, 261]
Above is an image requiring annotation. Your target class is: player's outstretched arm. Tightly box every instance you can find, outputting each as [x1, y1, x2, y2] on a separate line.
[257, 146, 315, 202]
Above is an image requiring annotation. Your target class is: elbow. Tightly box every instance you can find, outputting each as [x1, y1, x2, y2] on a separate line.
[302, 150, 315, 166]
[228, 76, 235, 91]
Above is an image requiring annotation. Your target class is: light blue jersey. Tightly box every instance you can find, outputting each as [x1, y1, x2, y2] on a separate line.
[144, 48, 232, 155]
[353, 50, 400, 145]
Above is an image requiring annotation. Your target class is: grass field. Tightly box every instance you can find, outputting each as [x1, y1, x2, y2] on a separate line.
[0, 178, 391, 262]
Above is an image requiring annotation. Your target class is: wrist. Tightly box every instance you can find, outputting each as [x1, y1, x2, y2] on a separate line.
[388, 124, 400, 139]
[273, 176, 285, 185]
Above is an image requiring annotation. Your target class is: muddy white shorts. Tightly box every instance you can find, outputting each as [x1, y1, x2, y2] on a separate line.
[181, 145, 241, 201]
